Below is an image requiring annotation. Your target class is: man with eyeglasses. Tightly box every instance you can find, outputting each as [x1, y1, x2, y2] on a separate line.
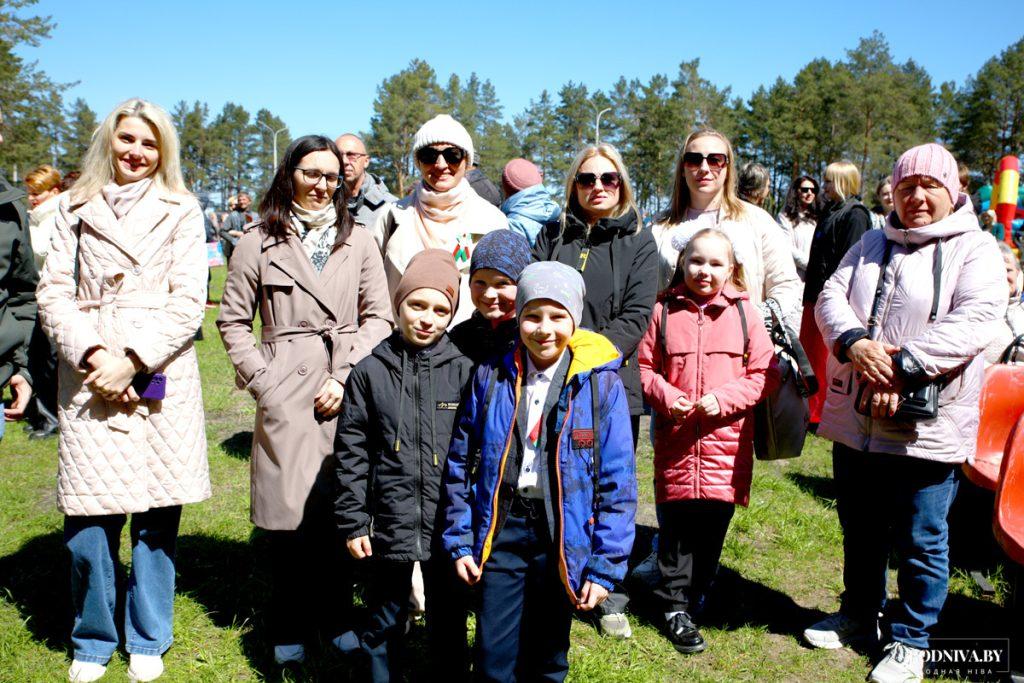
[335, 134, 397, 229]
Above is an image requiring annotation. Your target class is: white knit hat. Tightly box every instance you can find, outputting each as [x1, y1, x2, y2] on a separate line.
[411, 114, 475, 167]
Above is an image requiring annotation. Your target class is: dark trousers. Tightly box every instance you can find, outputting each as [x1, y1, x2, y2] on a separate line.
[26, 320, 57, 430]
[833, 443, 958, 649]
[653, 499, 736, 615]
[266, 509, 352, 645]
[361, 558, 469, 682]
[476, 502, 572, 682]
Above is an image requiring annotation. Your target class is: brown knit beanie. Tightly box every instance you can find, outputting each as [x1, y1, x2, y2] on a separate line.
[393, 248, 461, 315]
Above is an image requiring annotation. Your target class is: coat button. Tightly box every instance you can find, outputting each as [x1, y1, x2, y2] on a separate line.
[298, 364, 308, 375]
[299, 320, 309, 328]
[132, 266, 141, 275]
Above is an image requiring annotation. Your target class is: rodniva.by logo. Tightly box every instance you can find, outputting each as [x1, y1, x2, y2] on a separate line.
[924, 638, 1009, 679]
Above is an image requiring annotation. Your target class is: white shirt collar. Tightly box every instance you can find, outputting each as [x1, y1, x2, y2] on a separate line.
[525, 351, 565, 383]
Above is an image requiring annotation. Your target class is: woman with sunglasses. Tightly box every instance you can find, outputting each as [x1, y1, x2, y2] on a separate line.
[800, 161, 871, 427]
[218, 134, 393, 665]
[777, 175, 822, 282]
[373, 114, 507, 324]
[532, 143, 656, 639]
[653, 129, 801, 326]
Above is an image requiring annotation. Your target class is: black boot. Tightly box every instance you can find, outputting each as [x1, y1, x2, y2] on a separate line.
[28, 398, 58, 440]
[666, 612, 706, 654]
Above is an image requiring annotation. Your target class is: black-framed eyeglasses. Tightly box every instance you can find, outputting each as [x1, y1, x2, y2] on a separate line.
[295, 168, 342, 186]
[416, 146, 466, 166]
[575, 171, 621, 189]
[798, 186, 817, 194]
[682, 152, 728, 170]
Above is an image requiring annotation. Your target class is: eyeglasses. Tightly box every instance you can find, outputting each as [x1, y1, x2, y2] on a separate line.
[416, 146, 466, 166]
[798, 186, 816, 194]
[340, 152, 367, 160]
[682, 152, 728, 170]
[575, 172, 621, 189]
[295, 168, 342, 186]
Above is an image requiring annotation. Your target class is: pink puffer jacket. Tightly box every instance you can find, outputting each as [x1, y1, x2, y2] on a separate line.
[639, 285, 779, 505]
[814, 201, 1006, 463]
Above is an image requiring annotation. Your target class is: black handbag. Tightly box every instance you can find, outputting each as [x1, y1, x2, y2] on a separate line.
[854, 239, 946, 421]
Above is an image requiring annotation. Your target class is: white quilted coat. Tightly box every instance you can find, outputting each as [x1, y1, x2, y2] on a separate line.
[36, 188, 211, 516]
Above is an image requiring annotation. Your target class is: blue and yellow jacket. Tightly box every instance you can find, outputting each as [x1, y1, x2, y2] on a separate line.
[442, 329, 637, 600]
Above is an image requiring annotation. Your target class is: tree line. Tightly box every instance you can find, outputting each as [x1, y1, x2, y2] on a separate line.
[1, 0, 1022, 214]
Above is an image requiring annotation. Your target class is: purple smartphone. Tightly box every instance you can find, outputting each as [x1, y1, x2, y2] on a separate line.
[131, 373, 167, 401]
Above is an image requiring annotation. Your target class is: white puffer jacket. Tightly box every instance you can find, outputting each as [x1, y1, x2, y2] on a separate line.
[814, 200, 1006, 463]
[37, 187, 211, 515]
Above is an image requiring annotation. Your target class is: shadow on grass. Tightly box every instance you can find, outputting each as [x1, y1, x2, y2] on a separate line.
[0, 531, 71, 654]
[784, 472, 837, 507]
[220, 431, 253, 460]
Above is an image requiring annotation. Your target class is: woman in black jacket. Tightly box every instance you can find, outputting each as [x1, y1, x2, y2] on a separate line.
[800, 160, 870, 426]
[532, 143, 656, 639]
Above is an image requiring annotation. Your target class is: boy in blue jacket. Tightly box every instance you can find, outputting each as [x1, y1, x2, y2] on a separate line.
[442, 261, 637, 681]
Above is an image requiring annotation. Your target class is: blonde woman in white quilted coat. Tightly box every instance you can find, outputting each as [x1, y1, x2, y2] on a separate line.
[36, 99, 209, 683]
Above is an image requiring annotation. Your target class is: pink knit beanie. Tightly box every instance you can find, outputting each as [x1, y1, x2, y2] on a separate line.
[891, 143, 960, 204]
[502, 158, 543, 197]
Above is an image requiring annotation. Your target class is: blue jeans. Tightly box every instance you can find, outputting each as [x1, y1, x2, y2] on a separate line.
[833, 443, 959, 649]
[0, 401, 5, 441]
[64, 506, 182, 663]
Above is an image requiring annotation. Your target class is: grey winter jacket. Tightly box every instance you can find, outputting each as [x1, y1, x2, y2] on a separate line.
[348, 173, 397, 229]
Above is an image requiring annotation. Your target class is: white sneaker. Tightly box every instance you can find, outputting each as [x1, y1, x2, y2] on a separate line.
[868, 642, 925, 683]
[273, 643, 306, 665]
[127, 654, 164, 682]
[598, 612, 633, 639]
[68, 660, 106, 682]
[803, 612, 876, 649]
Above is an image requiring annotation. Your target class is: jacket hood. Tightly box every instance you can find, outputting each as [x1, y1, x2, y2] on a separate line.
[883, 197, 978, 247]
[501, 185, 561, 223]
[0, 175, 25, 206]
[372, 330, 464, 372]
[566, 328, 622, 380]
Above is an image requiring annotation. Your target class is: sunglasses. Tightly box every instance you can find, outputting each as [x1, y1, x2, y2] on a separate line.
[416, 146, 466, 166]
[575, 172, 621, 189]
[798, 186, 817, 194]
[682, 152, 728, 170]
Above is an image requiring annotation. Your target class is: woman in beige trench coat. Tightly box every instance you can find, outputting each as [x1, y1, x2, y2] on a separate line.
[217, 134, 392, 664]
[36, 99, 210, 683]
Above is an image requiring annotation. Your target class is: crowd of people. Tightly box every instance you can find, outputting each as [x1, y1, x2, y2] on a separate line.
[0, 96, 1018, 683]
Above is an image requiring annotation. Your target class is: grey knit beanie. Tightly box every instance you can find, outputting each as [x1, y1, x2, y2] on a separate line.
[515, 261, 585, 329]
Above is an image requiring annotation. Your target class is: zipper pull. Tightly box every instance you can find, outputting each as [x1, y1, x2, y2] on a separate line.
[394, 438, 401, 452]
[433, 452, 439, 467]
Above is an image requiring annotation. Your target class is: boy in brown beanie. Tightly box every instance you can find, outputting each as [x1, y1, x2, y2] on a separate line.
[334, 249, 473, 681]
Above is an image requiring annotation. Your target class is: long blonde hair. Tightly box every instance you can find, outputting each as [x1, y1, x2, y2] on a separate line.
[562, 144, 641, 232]
[73, 98, 188, 202]
[665, 128, 745, 224]
[824, 160, 861, 201]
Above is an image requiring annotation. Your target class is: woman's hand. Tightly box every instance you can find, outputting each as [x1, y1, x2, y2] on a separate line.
[314, 378, 344, 417]
[3, 374, 32, 420]
[669, 396, 693, 423]
[346, 535, 372, 560]
[576, 581, 609, 611]
[84, 349, 141, 401]
[858, 373, 905, 418]
[847, 339, 899, 387]
[695, 393, 721, 417]
[455, 555, 482, 585]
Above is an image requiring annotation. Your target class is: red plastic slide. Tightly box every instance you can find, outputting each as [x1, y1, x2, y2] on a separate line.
[963, 365, 1024, 491]
[994, 414, 1024, 565]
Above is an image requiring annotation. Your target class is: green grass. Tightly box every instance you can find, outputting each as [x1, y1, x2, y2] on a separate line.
[0, 266, 1014, 681]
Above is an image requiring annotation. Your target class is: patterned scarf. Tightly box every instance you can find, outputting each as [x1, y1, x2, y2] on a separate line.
[289, 202, 337, 274]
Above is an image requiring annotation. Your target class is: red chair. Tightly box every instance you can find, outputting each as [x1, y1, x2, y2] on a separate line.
[994, 414, 1024, 565]
[963, 365, 1024, 491]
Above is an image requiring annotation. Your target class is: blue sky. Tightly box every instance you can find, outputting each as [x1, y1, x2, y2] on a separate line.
[19, 1, 1024, 142]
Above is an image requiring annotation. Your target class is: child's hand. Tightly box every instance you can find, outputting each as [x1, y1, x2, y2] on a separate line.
[695, 394, 721, 417]
[346, 535, 372, 559]
[669, 396, 694, 423]
[576, 581, 609, 611]
[455, 555, 482, 585]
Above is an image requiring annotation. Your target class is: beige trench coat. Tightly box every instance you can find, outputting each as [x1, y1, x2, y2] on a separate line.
[37, 188, 211, 516]
[217, 222, 393, 530]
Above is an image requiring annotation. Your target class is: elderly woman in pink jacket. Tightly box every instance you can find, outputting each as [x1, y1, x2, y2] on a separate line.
[803, 144, 1006, 683]
[36, 99, 210, 683]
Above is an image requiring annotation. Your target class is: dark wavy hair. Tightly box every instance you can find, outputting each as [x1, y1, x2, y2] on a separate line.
[781, 175, 822, 224]
[258, 135, 352, 243]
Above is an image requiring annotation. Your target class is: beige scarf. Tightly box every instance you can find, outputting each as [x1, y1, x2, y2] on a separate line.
[412, 178, 474, 249]
[101, 178, 153, 219]
[289, 202, 338, 273]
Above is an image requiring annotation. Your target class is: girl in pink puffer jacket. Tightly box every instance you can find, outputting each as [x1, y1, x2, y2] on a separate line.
[639, 228, 778, 655]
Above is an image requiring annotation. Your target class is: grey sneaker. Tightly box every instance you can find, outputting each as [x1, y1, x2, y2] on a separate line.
[868, 642, 924, 683]
[803, 612, 877, 649]
[598, 612, 633, 639]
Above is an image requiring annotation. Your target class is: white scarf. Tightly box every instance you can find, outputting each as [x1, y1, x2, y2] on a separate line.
[101, 178, 153, 219]
[411, 178, 474, 249]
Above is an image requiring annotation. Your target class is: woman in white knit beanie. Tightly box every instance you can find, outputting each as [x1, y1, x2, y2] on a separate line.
[371, 114, 508, 324]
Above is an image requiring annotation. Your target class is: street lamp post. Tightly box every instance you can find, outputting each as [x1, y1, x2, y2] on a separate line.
[589, 104, 611, 146]
[257, 121, 287, 170]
